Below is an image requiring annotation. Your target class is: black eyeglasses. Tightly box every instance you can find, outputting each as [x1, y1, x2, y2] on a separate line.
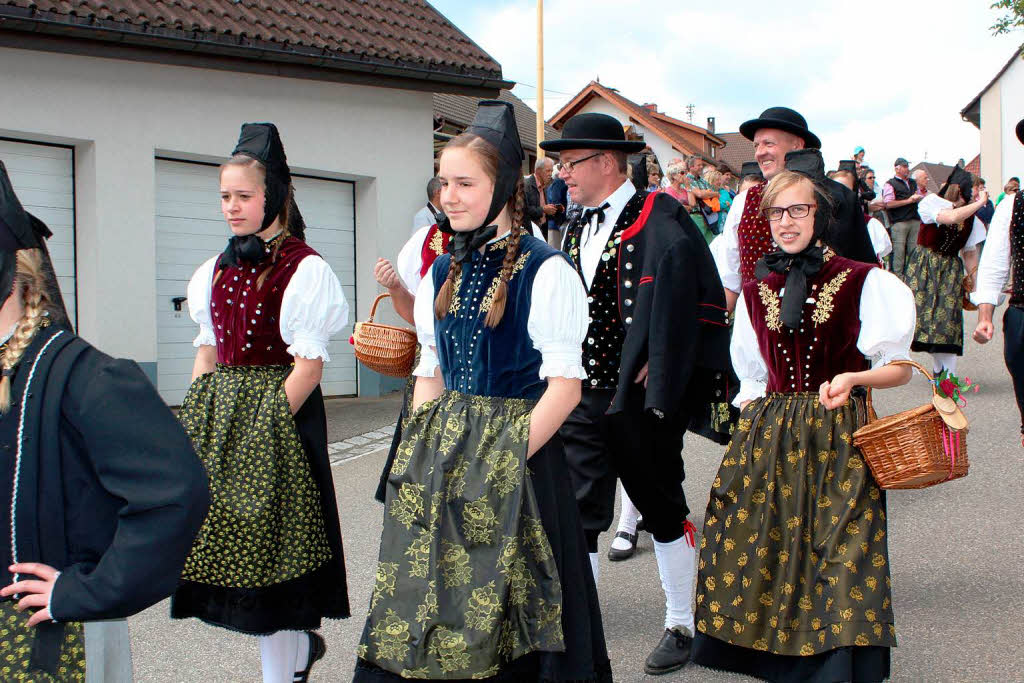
[560, 152, 604, 174]
[762, 203, 816, 222]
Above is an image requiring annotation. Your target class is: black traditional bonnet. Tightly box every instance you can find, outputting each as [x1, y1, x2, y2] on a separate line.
[0, 160, 71, 329]
[232, 122, 293, 234]
[438, 100, 525, 262]
[938, 165, 974, 204]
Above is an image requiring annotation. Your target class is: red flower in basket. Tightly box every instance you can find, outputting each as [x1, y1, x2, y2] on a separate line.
[939, 378, 957, 398]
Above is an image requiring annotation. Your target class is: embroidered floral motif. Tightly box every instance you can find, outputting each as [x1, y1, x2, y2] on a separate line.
[428, 627, 472, 673]
[371, 561, 400, 609]
[439, 539, 473, 588]
[405, 528, 432, 578]
[370, 609, 412, 661]
[415, 580, 438, 626]
[758, 282, 782, 332]
[462, 497, 498, 544]
[389, 482, 426, 529]
[480, 252, 530, 314]
[429, 230, 446, 256]
[520, 516, 553, 562]
[448, 270, 462, 315]
[812, 269, 852, 327]
[464, 581, 502, 631]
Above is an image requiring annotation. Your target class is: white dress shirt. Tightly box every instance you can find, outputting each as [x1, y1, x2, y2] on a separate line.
[412, 203, 441, 236]
[731, 268, 916, 405]
[709, 188, 748, 293]
[918, 194, 986, 252]
[970, 195, 1015, 306]
[188, 254, 350, 362]
[579, 180, 636, 289]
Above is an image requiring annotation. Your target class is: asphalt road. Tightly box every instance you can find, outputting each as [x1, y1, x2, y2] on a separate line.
[129, 308, 1024, 682]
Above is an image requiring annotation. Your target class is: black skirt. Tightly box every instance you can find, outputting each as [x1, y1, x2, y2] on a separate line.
[172, 373, 349, 634]
[356, 432, 611, 682]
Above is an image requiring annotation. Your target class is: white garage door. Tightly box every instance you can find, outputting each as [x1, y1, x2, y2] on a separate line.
[0, 140, 76, 328]
[155, 159, 357, 405]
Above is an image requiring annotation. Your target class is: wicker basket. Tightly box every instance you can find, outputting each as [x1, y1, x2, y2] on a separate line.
[352, 293, 417, 378]
[852, 359, 969, 490]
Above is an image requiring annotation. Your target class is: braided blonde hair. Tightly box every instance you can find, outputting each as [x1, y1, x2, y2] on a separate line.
[434, 133, 526, 329]
[0, 249, 50, 413]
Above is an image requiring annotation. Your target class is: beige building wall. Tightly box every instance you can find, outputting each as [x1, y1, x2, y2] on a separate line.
[980, 86, 1002, 189]
[0, 46, 433, 393]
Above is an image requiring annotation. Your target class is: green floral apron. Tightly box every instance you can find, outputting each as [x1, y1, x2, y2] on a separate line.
[360, 391, 564, 679]
[0, 601, 84, 681]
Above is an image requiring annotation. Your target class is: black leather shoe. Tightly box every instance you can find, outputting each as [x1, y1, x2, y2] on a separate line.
[643, 628, 693, 675]
[607, 531, 638, 561]
[294, 632, 326, 682]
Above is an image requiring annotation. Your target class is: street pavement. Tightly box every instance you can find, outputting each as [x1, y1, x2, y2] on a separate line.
[130, 308, 1024, 682]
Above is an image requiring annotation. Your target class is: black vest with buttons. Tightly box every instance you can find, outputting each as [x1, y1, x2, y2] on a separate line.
[564, 192, 647, 390]
[886, 176, 919, 223]
[1010, 192, 1024, 309]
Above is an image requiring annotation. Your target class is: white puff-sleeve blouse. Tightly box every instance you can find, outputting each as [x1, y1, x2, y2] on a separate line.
[186, 254, 350, 362]
[730, 268, 916, 406]
[412, 254, 589, 382]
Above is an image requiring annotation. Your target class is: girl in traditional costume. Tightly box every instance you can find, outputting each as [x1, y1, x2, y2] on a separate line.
[355, 101, 612, 682]
[172, 123, 350, 683]
[0, 161, 209, 681]
[904, 166, 988, 376]
[692, 171, 916, 682]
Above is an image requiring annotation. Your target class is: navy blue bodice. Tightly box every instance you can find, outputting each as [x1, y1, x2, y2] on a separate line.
[433, 233, 567, 400]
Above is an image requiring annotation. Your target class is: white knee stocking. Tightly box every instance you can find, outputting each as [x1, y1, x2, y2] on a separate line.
[259, 631, 300, 683]
[653, 526, 697, 635]
[931, 353, 957, 376]
[589, 552, 600, 587]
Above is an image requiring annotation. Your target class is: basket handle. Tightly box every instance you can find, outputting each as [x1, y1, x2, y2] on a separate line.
[368, 293, 391, 322]
[864, 359, 936, 424]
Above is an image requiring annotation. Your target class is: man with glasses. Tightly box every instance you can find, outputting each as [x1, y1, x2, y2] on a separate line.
[541, 113, 730, 676]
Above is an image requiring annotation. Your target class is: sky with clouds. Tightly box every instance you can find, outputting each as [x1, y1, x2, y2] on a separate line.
[430, 0, 1022, 178]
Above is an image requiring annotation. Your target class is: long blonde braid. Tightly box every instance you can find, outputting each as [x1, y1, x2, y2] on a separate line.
[0, 249, 50, 413]
[483, 178, 525, 329]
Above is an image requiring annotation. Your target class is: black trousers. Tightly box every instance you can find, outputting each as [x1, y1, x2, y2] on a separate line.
[558, 388, 690, 551]
[1004, 305, 1024, 434]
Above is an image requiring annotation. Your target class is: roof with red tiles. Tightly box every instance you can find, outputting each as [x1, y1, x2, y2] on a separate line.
[0, 0, 509, 91]
[717, 132, 755, 176]
[547, 81, 724, 159]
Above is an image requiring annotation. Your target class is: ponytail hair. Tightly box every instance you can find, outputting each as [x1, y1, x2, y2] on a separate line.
[0, 249, 51, 413]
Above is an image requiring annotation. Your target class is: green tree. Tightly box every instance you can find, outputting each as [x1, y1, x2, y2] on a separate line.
[991, 0, 1024, 34]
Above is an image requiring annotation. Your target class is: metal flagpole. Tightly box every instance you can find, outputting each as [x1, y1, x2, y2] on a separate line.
[536, 0, 545, 159]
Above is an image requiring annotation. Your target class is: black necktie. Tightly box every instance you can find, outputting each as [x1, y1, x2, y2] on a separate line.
[754, 246, 826, 330]
[581, 202, 610, 245]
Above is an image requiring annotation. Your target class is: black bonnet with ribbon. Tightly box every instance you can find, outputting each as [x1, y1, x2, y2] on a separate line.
[221, 122, 298, 269]
[0, 160, 71, 329]
[938, 165, 974, 204]
[438, 100, 525, 263]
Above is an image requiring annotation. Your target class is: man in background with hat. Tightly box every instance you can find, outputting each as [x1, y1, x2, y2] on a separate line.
[972, 117, 1024, 448]
[710, 106, 875, 311]
[541, 112, 731, 676]
[882, 156, 924, 277]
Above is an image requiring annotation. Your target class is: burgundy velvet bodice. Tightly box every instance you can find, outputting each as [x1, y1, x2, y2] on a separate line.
[209, 236, 318, 366]
[737, 181, 774, 285]
[917, 219, 972, 257]
[743, 254, 875, 393]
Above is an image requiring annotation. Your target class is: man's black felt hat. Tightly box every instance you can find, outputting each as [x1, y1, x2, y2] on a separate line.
[1016, 117, 1024, 145]
[739, 107, 821, 150]
[740, 161, 764, 180]
[540, 113, 646, 153]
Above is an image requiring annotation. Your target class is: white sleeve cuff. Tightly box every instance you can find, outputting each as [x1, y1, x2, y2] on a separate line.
[287, 334, 331, 362]
[47, 571, 61, 623]
[538, 348, 588, 380]
[870, 350, 911, 370]
[413, 345, 440, 378]
[193, 325, 216, 348]
[734, 379, 767, 407]
[970, 289, 1006, 307]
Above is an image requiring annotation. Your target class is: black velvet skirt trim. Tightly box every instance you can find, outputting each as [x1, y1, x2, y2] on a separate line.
[172, 385, 349, 634]
[357, 435, 612, 682]
[692, 633, 890, 683]
[172, 562, 349, 635]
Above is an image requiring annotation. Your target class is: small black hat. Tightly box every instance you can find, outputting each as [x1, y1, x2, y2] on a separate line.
[232, 123, 292, 233]
[938, 165, 974, 202]
[785, 149, 826, 183]
[837, 160, 858, 174]
[739, 107, 821, 150]
[1016, 117, 1024, 145]
[540, 113, 646, 153]
[740, 161, 764, 180]
[0, 161, 45, 254]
